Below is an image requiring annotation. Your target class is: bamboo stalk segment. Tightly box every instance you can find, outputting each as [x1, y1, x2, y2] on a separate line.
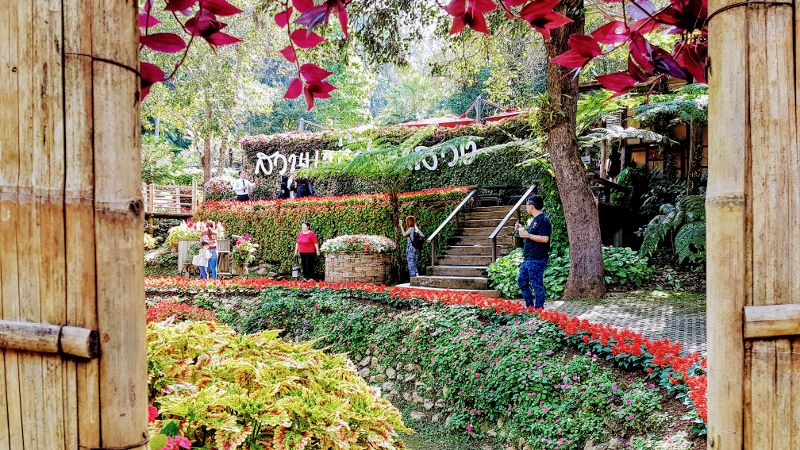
[744, 304, 800, 339]
[0, 321, 98, 359]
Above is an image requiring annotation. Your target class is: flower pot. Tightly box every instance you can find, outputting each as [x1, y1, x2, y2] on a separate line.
[324, 252, 392, 284]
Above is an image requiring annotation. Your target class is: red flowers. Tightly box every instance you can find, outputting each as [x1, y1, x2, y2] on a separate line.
[550, 34, 602, 69]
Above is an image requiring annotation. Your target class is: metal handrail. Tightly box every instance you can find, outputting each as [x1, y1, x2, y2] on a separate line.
[427, 189, 477, 266]
[488, 184, 537, 262]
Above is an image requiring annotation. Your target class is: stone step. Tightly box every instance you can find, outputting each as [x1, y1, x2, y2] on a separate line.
[474, 205, 515, 213]
[437, 255, 494, 266]
[462, 218, 505, 228]
[460, 226, 515, 236]
[444, 245, 512, 256]
[427, 265, 488, 277]
[395, 283, 502, 298]
[449, 235, 515, 246]
[464, 212, 508, 221]
[411, 275, 490, 290]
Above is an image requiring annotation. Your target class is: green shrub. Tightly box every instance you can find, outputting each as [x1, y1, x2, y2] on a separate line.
[639, 195, 706, 264]
[228, 288, 670, 448]
[194, 188, 466, 274]
[488, 247, 653, 299]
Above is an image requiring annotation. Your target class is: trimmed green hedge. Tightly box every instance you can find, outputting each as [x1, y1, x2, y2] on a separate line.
[236, 116, 538, 199]
[194, 188, 467, 276]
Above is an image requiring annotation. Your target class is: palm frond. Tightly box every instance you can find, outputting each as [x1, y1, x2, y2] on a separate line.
[579, 125, 677, 149]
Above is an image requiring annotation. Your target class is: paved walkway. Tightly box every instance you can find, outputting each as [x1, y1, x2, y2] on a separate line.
[546, 291, 707, 354]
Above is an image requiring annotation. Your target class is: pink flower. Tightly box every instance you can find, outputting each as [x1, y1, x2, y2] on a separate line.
[148, 405, 158, 423]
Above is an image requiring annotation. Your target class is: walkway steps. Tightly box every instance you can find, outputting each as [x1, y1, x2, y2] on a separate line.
[426, 265, 488, 277]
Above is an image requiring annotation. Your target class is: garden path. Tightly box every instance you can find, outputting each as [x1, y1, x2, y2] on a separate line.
[547, 290, 707, 354]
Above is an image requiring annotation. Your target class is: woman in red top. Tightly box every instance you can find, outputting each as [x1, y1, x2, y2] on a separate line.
[294, 221, 320, 280]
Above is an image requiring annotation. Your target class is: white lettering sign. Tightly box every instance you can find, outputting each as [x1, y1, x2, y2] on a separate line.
[254, 138, 479, 176]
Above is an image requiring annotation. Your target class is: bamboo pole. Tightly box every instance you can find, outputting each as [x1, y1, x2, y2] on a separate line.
[0, 321, 97, 359]
[709, 0, 800, 447]
[706, 0, 748, 446]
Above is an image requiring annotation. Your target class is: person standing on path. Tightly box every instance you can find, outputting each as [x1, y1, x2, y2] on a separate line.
[201, 221, 219, 280]
[294, 221, 320, 280]
[400, 216, 421, 277]
[516, 195, 552, 309]
[232, 171, 255, 201]
[197, 241, 212, 280]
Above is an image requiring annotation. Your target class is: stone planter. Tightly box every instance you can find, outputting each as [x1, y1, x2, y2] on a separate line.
[325, 252, 392, 284]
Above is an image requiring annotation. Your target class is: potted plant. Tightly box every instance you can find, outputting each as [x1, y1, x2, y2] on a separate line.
[321, 235, 396, 283]
[231, 234, 259, 276]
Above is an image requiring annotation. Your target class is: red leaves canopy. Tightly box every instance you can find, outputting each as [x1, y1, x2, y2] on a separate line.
[284, 64, 337, 110]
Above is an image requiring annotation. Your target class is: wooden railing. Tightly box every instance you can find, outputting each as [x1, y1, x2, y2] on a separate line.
[142, 180, 203, 217]
[427, 189, 477, 266]
[488, 184, 537, 262]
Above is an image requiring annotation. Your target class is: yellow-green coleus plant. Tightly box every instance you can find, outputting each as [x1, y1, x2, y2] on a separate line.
[147, 320, 410, 449]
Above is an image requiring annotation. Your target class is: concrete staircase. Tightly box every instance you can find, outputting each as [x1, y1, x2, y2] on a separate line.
[403, 205, 518, 297]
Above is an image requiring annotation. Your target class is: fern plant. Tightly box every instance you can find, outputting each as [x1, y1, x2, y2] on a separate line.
[639, 195, 706, 263]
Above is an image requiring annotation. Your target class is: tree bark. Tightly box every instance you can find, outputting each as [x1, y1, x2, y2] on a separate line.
[544, 0, 606, 299]
[202, 137, 212, 182]
[216, 136, 227, 177]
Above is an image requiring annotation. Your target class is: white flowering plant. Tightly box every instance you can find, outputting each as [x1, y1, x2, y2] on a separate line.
[232, 234, 259, 268]
[165, 220, 225, 250]
[321, 235, 396, 254]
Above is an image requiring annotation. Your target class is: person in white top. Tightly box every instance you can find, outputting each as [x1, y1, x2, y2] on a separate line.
[232, 171, 256, 201]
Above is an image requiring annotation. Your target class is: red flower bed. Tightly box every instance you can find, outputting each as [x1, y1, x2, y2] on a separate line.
[145, 276, 707, 427]
[146, 300, 217, 324]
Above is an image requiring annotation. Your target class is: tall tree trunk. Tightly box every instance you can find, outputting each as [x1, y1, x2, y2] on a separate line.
[202, 137, 212, 182]
[216, 136, 227, 177]
[544, 0, 605, 299]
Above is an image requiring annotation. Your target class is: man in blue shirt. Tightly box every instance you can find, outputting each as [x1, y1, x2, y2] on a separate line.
[515, 195, 552, 309]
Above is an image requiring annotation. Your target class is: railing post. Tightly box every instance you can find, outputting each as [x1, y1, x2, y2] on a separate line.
[491, 236, 497, 262]
[431, 237, 437, 266]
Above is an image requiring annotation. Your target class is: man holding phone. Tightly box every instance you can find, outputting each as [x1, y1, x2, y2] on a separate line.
[515, 195, 551, 309]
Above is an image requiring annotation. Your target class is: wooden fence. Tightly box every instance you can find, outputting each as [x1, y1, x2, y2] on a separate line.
[143, 181, 203, 218]
[0, 1, 146, 449]
[708, 0, 800, 447]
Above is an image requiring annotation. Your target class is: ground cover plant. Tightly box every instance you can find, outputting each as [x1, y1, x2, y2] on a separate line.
[147, 318, 410, 449]
[488, 247, 653, 299]
[145, 277, 707, 444]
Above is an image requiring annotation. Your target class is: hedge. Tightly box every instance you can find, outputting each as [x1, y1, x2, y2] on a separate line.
[193, 187, 469, 275]
[232, 116, 539, 201]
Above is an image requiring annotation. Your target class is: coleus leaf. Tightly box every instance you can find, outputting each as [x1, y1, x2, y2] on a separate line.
[140, 62, 165, 99]
[591, 21, 629, 44]
[338, 6, 349, 37]
[284, 78, 303, 99]
[303, 80, 337, 110]
[674, 41, 707, 82]
[652, 47, 686, 78]
[275, 7, 293, 27]
[280, 45, 297, 62]
[200, 0, 242, 16]
[138, 13, 161, 28]
[629, 32, 654, 73]
[290, 29, 325, 48]
[165, 0, 197, 12]
[139, 33, 187, 53]
[503, 0, 529, 6]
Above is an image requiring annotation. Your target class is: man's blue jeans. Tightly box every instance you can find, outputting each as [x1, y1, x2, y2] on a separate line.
[518, 258, 548, 309]
[208, 250, 218, 280]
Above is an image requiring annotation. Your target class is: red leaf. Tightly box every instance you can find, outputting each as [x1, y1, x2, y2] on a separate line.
[632, 18, 662, 34]
[551, 50, 590, 69]
[165, 0, 197, 12]
[140, 62, 165, 99]
[290, 29, 325, 48]
[138, 13, 161, 28]
[629, 32, 653, 73]
[449, 15, 467, 34]
[206, 31, 241, 46]
[280, 45, 297, 62]
[521, 0, 573, 40]
[139, 33, 187, 53]
[597, 72, 638, 94]
[284, 78, 303, 99]
[445, 0, 497, 35]
[300, 63, 333, 82]
[338, 7, 349, 38]
[304, 86, 316, 110]
[275, 7, 293, 27]
[200, 0, 242, 16]
[503, 0, 529, 6]
[295, 5, 330, 30]
[591, 21, 629, 44]
[293, 0, 315, 13]
[674, 41, 707, 82]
